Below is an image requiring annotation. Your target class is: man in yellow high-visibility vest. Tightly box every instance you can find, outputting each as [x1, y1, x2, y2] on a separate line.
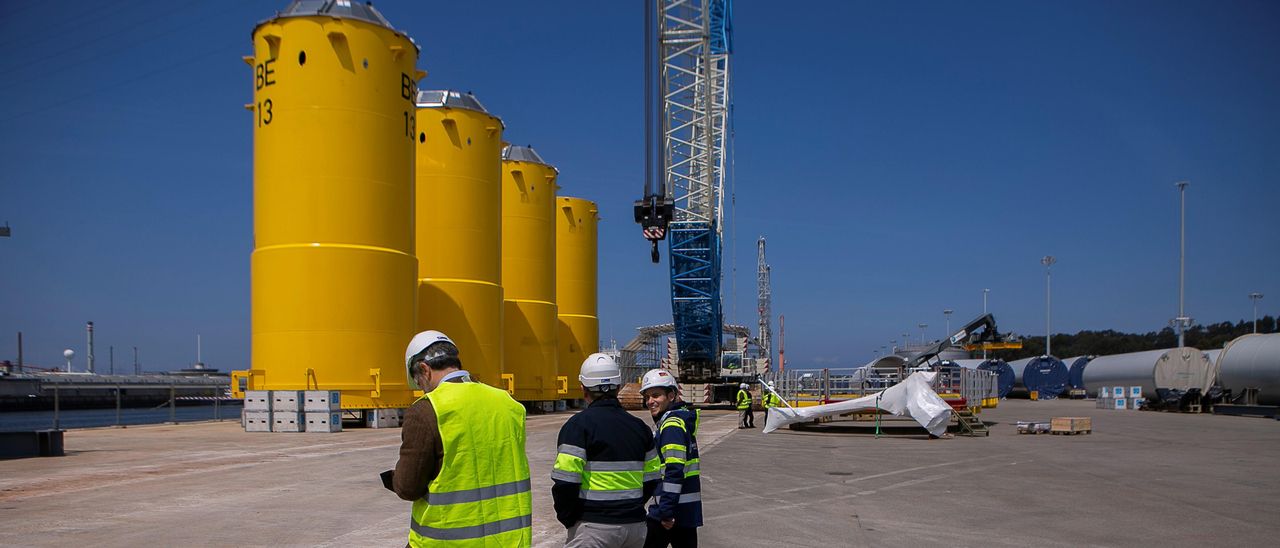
[390, 330, 532, 547]
[736, 383, 754, 429]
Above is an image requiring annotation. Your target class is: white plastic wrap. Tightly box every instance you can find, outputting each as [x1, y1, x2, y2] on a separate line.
[763, 371, 953, 437]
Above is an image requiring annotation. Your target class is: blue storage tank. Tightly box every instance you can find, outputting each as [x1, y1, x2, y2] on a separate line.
[1022, 356, 1069, 399]
[1062, 356, 1093, 389]
[976, 359, 1015, 398]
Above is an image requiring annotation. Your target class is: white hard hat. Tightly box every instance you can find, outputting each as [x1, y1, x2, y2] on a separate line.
[404, 330, 457, 389]
[740, 383, 749, 390]
[640, 369, 678, 393]
[579, 353, 622, 389]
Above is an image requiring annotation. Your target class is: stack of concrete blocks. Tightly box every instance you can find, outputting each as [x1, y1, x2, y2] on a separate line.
[272, 391, 304, 432]
[365, 408, 404, 429]
[1127, 386, 1145, 409]
[243, 391, 272, 432]
[1096, 386, 1128, 410]
[304, 390, 342, 433]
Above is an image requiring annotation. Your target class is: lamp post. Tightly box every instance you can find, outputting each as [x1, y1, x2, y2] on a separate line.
[1041, 255, 1056, 357]
[943, 309, 954, 338]
[917, 323, 928, 345]
[902, 332, 909, 351]
[1250, 293, 1264, 333]
[1173, 180, 1191, 348]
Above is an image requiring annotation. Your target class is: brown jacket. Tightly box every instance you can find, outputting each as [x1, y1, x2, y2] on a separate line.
[392, 395, 444, 501]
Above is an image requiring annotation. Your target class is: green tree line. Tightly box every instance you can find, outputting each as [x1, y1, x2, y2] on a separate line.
[991, 316, 1276, 361]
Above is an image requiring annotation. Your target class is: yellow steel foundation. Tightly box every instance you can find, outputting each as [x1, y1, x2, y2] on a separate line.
[244, 3, 421, 409]
[555, 197, 599, 390]
[415, 91, 505, 389]
[501, 146, 559, 402]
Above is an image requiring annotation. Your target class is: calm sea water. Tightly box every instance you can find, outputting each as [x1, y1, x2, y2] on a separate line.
[0, 403, 244, 431]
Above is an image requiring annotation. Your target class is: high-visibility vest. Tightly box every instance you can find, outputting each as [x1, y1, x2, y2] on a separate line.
[735, 389, 751, 410]
[763, 393, 780, 408]
[409, 382, 531, 547]
[649, 404, 703, 526]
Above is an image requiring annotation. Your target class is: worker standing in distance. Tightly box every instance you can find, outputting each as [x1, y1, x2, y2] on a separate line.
[640, 369, 703, 548]
[735, 382, 754, 429]
[392, 330, 532, 547]
[762, 389, 781, 411]
[552, 353, 661, 547]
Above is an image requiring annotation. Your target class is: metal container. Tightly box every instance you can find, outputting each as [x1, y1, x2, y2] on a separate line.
[415, 90, 505, 388]
[1216, 334, 1280, 404]
[247, 1, 420, 409]
[1062, 356, 1093, 389]
[1021, 357, 1068, 399]
[501, 145, 560, 402]
[976, 359, 1015, 398]
[1081, 348, 1213, 400]
[1203, 348, 1222, 367]
[556, 196, 600, 395]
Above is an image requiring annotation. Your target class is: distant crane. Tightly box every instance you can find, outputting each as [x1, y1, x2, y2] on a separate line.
[634, 0, 733, 382]
[756, 236, 772, 372]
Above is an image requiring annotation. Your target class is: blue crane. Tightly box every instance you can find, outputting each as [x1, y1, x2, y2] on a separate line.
[634, 0, 732, 383]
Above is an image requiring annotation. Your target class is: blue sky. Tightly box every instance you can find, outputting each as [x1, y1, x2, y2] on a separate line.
[1, 1, 1276, 372]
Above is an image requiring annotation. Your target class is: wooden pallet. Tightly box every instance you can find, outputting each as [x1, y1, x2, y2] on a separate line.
[1050, 429, 1091, 435]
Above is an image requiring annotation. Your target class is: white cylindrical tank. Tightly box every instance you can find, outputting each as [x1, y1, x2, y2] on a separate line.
[1082, 348, 1213, 400]
[1216, 334, 1280, 404]
[1009, 357, 1032, 386]
[1203, 348, 1222, 365]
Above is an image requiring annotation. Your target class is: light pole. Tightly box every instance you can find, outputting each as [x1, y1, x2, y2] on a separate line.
[1173, 180, 1191, 348]
[917, 323, 928, 345]
[982, 289, 990, 358]
[891, 339, 898, 353]
[943, 309, 954, 338]
[1250, 293, 1264, 333]
[902, 332, 909, 351]
[1041, 255, 1056, 356]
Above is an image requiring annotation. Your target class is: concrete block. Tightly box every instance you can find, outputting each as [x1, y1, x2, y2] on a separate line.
[1111, 387, 1125, 399]
[272, 391, 303, 412]
[244, 391, 271, 412]
[305, 412, 342, 433]
[1128, 386, 1143, 398]
[364, 409, 402, 429]
[272, 412, 304, 432]
[555, 400, 568, 412]
[243, 410, 272, 432]
[1129, 397, 1145, 410]
[1112, 398, 1127, 410]
[1098, 387, 1110, 399]
[304, 390, 341, 412]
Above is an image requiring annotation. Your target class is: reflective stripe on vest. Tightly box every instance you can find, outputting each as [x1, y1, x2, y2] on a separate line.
[409, 382, 531, 547]
[552, 444, 658, 501]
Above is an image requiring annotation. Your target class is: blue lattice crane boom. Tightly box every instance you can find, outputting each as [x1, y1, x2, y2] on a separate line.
[634, 0, 733, 383]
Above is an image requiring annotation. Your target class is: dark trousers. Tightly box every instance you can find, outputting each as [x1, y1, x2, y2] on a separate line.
[739, 407, 754, 428]
[643, 519, 697, 548]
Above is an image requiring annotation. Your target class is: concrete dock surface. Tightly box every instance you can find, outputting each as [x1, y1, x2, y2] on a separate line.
[1, 399, 1277, 547]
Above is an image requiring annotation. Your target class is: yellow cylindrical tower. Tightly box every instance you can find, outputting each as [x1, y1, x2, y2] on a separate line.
[247, 2, 420, 409]
[555, 196, 599, 388]
[501, 145, 559, 403]
[415, 90, 505, 389]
